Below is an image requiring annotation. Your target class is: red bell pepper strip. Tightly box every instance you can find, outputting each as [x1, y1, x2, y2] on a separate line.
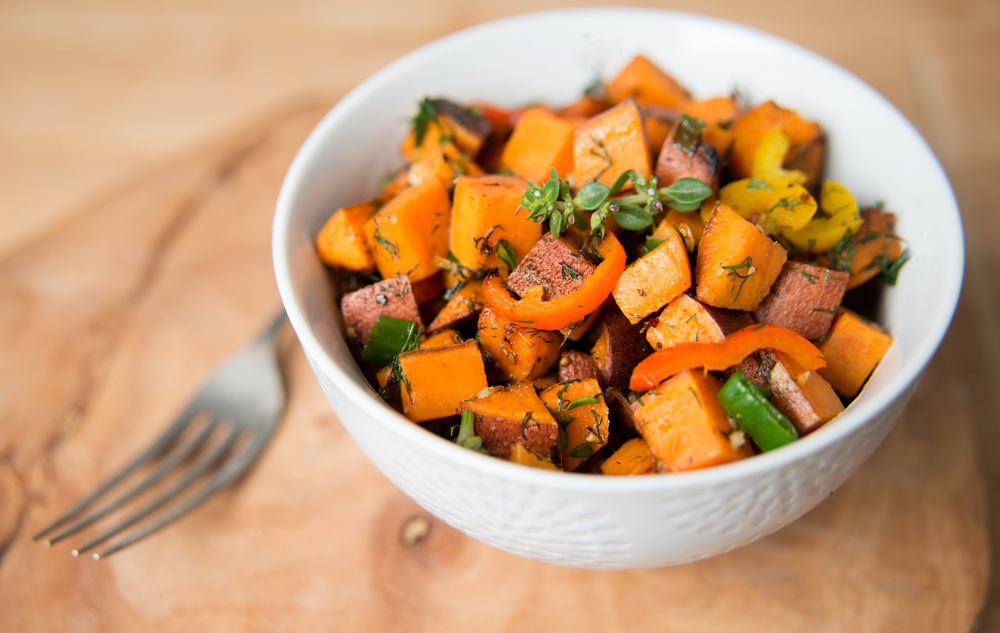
[481, 232, 626, 331]
[629, 323, 826, 391]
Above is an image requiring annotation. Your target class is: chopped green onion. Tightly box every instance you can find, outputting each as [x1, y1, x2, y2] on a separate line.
[455, 410, 488, 453]
[717, 372, 797, 451]
[360, 316, 420, 366]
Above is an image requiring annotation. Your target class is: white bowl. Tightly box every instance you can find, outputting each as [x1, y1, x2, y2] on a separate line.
[272, 8, 963, 569]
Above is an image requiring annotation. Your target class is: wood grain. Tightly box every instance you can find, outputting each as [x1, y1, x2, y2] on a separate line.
[0, 98, 987, 632]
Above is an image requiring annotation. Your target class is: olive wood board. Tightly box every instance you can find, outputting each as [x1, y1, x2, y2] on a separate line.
[0, 99, 987, 632]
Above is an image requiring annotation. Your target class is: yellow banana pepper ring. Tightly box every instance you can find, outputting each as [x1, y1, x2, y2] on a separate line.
[780, 180, 863, 253]
[750, 127, 807, 183]
[718, 177, 818, 233]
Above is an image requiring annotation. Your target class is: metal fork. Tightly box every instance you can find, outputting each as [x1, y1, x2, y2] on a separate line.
[33, 310, 287, 560]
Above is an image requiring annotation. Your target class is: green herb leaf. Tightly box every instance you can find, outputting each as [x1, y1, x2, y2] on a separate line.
[747, 178, 774, 192]
[611, 203, 653, 230]
[560, 262, 583, 280]
[565, 396, 599, 410]
[569, 443, 595, 458]
[549, 211, 564, 237]
[576, 182, 611, 210]
[882, 248, 911, 285]
[609, 169, 643, 195]
[496, 239, 518, 270]
[543, 167, 561, 204]
[411, 97, 437, 147]
[661, 177, 713, 207]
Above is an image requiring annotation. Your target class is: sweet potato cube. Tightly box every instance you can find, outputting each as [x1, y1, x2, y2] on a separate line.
[315, 200, 377, 271]
[411, 272, 444, 305]
[836, 207, 904, 290]
[510, 444, 560, 471]
[573, 98, 652, 189]
[462, 382, 559, 459]
[539, 379, 610, 471]
[653, 210, 704, 248]
[654, 120, 721, 189]
[601, 438, 655, 476]
[728, 100, 823, 183]
[768, 351, 844, 435]
[506, 233, 595, 301]
[817, 308, 894, 398]
[450, 174, 540, 271]
[500, 107, 575, 182]
[420, 328, 463, 349]
[645, 293, 753, 351]
[703, 124, 734, 158]
[557, 349, 600, 384]
[364, 180, 450, 283]
[695, 202, 788, 311]
[477, 307, 561, 383]
[590, 306, 646, 389]
[682, 97, 741, 128]
[427, 280, 486, 332]
[753, 262, 849, 340]
[397, 341, 488, 422]
[641, 105, 679, 154]
[400, 98, 492, 160]
[606, 55, 691, 109]
[612, 231, 691, 324]
[340, 274, 422, 347]
[633, 369, 752, 472]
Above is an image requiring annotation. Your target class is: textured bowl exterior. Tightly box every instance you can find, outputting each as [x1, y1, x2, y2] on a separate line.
[273, 9, 963, 568]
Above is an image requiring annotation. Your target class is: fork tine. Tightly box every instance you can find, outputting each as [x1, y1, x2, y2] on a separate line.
[44, 415, 222, 546]
[71, 424, 242, 557]
[33, 401, 203, 541]
[92, 430, 275, 559]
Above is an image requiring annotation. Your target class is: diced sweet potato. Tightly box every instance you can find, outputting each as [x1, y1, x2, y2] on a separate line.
[427, 280, 486, 332]
[823, 207, 904, 289]
[644, 293, 754, 351]
[401, 98, 492, 160]
[450, 174, 540, 271]
[768, 351, 844, 435]
[420, 328, 463, 349]
[703, 125, 734, 159]
[340, 274, 422, 347]
[315, 200, 377, 271]
[506, 233, 596, 301]
[695, 202, 788, 311]
[510, 444, 560, 471]
[600, 438, 655, 475]
[557, 349, 601, 384]
[752, 262, 849, 340]
[531, 375, 560, 391]
[728, 101, 823, 185]
[559, 93, 611, 119]
[817, 308, 893, 398]
[408, 146, 485, 191]
[397, 341, 488, 422]
[633, 369, 753, 472]
[477, 306, 561, 383]
[364, 180, 450, 283]
[539, 378, 610, 471]
[612, 230, 691, 324]
[411, 272, 444, 305]
[640, 105, 680, 155]
[682, 97, 741, 128]
[573, 98, 652, 189]
[590, 306, 647, 389]
[500, 107, 575, 182]
[653, 210, 704, 248]
[462, 381, 560, 459]
[606, 55, 691, 109]
[654, 119, 721, 189]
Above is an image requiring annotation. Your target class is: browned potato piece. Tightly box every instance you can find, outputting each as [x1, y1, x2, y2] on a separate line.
[557, 349, 601, 385]
[645, 293, 754, 351]
[590, 306, 647, 389]
[477, 307, 561, 383]
[506, 233, 596, 301]
[768, 352, 844, 435]
[752, 262, 849, 341]
[654, 119, 721, 189]
[340, 274, 422, 349]
[462, 382, 559, 460]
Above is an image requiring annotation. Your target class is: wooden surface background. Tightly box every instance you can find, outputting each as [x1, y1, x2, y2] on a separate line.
[2, 0, 998, 630]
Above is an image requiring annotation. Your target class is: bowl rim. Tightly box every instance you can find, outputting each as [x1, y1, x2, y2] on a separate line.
[272, 7, 965, 492]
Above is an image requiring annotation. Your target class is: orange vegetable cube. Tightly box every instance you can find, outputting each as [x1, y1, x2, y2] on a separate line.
[500, 107, 575, 183]
[703, 124, 734, 158]
[633, 369, 752, 472]
[612, 230, 691, 324]
[682, 97, 741, 127]
[315, 200, 377, 271]
[450, 174, 540, 271]
[817, 308, 893, 398]
[539, 379, 610, 472]
[769, 351, 844, 435]
[364, 180, 450, 283]
[606, 55, 691, 109]
[645, 293, 752, 351]
[573, 98, 652, 189]
[397, 341, 488, 422]
[728, 100, 822, 181]
[695, 202, 788, 311]
[653, 209, 704, 248]
[427, 280, 486, 332]
[510, 444, 560, 471]
[462, 382, 559, 459]
[420, 328, 463, 349]
[477, 307, 561, 383]
[601, 438, 655, 476]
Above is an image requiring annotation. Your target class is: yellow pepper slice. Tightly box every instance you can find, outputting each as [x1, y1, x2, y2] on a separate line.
[780, 181, 863, 253]
[718, 177, 818, 233]
[750, 127, 807, 183]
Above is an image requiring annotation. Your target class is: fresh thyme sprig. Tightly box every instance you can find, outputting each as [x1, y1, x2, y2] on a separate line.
[519, 168, 712, 239]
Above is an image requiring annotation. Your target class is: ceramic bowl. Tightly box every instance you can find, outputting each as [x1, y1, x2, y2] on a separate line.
[272, 8, 963, 569]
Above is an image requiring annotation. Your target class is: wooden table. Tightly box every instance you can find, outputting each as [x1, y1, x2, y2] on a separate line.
[2, 1, 996, 630]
